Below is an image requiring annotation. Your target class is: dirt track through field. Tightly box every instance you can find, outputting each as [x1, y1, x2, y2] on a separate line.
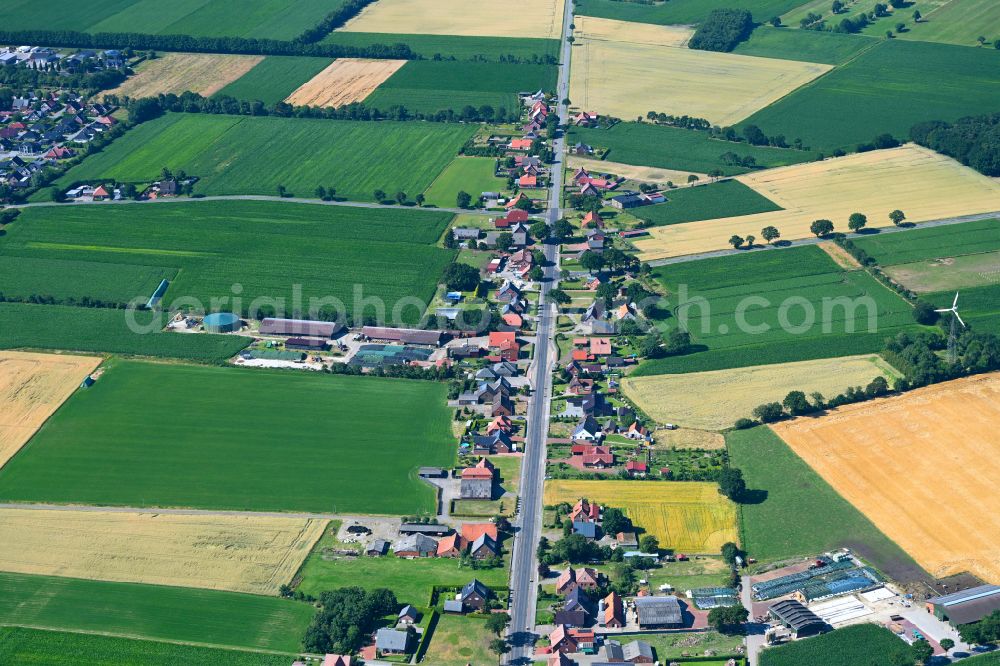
[284, 58, 407, 108]
[103, 53, 263, 100]
[0, 509, 327, 595]
[0, 352, 101, 471]
[772, 373, 1000, 583]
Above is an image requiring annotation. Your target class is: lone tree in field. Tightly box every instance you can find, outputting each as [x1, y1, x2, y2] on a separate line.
[769, 16, 782, 26]
[373, 189, 386, 203]
[889, 209, 906, 225]
[745, 234, 756, 248]
[718, 467, 747, 501]
[912, 9, 921, 21]
[276, 184, 287, 198]
[456, 190, 472, 209]
[729, 234, 745, 249]
[810, 219, 834, 237]
[315, 186, 326, 200]
[761, 225, 780, 244]
[687, 174, 700, 183]
[415, 193, 425, 207]
[848, 212, 867, 232]
[395, 191, 407, 205]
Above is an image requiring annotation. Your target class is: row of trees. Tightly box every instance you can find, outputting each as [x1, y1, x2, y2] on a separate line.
[728, 226, 779, 249]
[739, 379, 889, 428]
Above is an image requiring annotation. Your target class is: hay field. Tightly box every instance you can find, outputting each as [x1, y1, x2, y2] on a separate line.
[573, 15, 693, 47]
[284, 58, 407, 107]
[772, 373, 1000, 583]
[544, 480, 738, 552]
[0, 352, 100, 470]
[104, 53, 263, 99]
[569, 36, 829, 125]
[341, 0, 564, 39]
[634, 144, 1000, 260]
[567, 156, 705, 184]
[623, 355, 895, 431]
[0, 509, 326, 595]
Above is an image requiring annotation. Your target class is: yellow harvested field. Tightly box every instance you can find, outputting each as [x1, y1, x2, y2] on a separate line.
[0, 509, 327, 595]
[285, 58, 407, 107]
[567, 156, 706, 185]
[569, 37, 829, 125]
[623, 355, 896, 431]
[341, 0, 564, 39]
[103, 52, 263, 99]
[0, 351, 101, 471]
[544, 480, 738, 552]
[653, 428, 726, 450]
[634, 144, 1000, 260]
[573, 15, 694, 47]
[772, 373, 1000, 584]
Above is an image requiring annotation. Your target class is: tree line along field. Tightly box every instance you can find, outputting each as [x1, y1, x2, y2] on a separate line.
[640, 245, 920, 375]
[363, 60, 558, 117]
[0, 626, 291, 666]
[322, 32, 561, 60]
[214, 56, 334, 105]
[0, 361, 455, 514]
[3, 201, 454, 324]
[0, 0, 342, 40]
[567, 124, 818, 177]
[41, 113, 475, 202]
[631, 180, 782, 227]
[758, 623, 916, 666]
[0, 572, 313, 653]
[572, 0, 809, 25]
[0, 303, 249, 363]
[727, 428, 924, 582]
[732, 25, 878, 65]
[741, 40, 1000, 152]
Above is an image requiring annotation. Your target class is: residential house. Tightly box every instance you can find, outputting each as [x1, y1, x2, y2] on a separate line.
[375, 628, 411, 656]
[548, 652, 577, 666]
[397, 605, 421, 625]
[510, 138, 533, 151]
[492, 392, 515, 418]
[610, 193, 646, 210]
[496, 208, 529, 228]
[571, 416, 604, 443]
[580, 182, 601, 197]
[459, 578, 492, 611]
[488, 331, 520, 362]
[461, 522, 499, 543]
[508, 248, 534, 276]
[569, 498, 600, 523]
[495, 281, 522, 304]
[486, 414, 515, 434]
[572, 142, 594, 156]
[574, 111, 599, 126]
[510, 222, 530, 247]
[590, 338, 612, 357]
[603, 591, 625, 628]
[582, 211, 603, 228]
[586, 229, 606, 251]
[470, 533, 498, 559]
[616, 532, 639, 549]
[624, 422, 651, 442]
[394, 534, 437, 558]
[568, 376, 594, 396]
[437, 533, 465, 558]
[460, 458, 496, 499]
[472, 430, 515, 454]
[322, 655, 353, 666]
[573, 521, 598, 540]
[622, 640, 655, 663]
[366, 539, 389, 557]
[505, 192, 529, 210]
[519, 174, 538, 188]
[555, 587, 594, 627]
[625, 460, 648, 477]
[548, 625, 578, 654]
[556, 567, 601, 595]
[615, 303, 637, 321]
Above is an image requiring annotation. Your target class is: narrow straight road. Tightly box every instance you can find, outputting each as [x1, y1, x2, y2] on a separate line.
[505, 1, 573, 663]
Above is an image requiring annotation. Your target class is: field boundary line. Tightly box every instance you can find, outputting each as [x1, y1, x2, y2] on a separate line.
[0, 623, 310, 657]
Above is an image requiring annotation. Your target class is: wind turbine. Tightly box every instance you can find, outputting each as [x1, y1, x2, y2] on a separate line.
[935, 291, 965, 363]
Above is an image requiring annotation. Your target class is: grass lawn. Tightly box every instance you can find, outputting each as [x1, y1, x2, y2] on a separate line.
[568, 124, 818, 176]
[214, 56, 333, 105]
[0, 626, 291, 665]
[613, 631, 743, 661]
[635, 245, 921, 375]
[727, 427, 924, 581]
[733, 25, 879, 64]
[573, 0, 806, 25]
[296, 535, 508, 602]
[0, 0, 340, 39]
[422, 613, 494, 666]
[759, 623, 912, 666]
[0, 572, 313, 653]
[323, 32, 560, 59]
[364, 60, 557, 117]
[741, 40, 1000, 152]
[632, 180, 782, 227]
[0, 360, 456, 514]
[423, 157, 506, 209]
[42, 113, 474, 202]
[3, 201, 454, 324]
[0, 302, 249, 363]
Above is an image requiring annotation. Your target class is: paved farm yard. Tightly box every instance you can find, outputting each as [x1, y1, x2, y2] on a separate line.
[0, 361, 456, 514]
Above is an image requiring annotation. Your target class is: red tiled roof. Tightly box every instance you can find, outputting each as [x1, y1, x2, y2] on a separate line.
[489, 332, 517, 348]
[461, 523, 499, 542]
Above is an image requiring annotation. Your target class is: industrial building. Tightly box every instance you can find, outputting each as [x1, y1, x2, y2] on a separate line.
[768, 599, 829, 638]
[202, 312, 241, 333]
[926, 584, 1000, 627]
[634, 596, 683, 628]
[259, 317, 342, 338]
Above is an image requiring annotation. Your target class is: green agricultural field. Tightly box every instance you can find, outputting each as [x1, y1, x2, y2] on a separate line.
[0, 361, 456, 513]
[733, 25, 878, 64]
[573, 0, 808, 25]
[0, 626, 291, 666]
[364, 61, 557, 117]
[0, 572, 313, 653]
[0, 0, 340, 39]
[639, 245, 920, 374]
[728, 428, 923, 580]
[759, 624, 913, 666]
[742, 40, 1000, 152]
[927, 283, 1000, 332]
[568, 124, 818, 176]
[0, 302, 249, 362]
[423, 157, 506, 208]
[632, 181, 782, 227]
[3, 201, 454, 323]
[853, 218, 1000, 266]
[421, 614, 494, 666]
[214, 56, 333, 105]
[43, 113, 474, 201]
[0, 256, 174, 306]
[894, 0, 1000, 47]
[323, 32, 561, 60]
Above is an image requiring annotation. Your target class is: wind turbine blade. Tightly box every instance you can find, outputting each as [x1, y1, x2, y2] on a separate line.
[934, 308, 949, 313]
[955, 311, 966, 327]
[953, 292, 960, 309]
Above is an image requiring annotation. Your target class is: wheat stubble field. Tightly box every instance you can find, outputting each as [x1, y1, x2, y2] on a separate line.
[341, 0, 565, 38]
[284, 58, 408, 107]
[104, 52, 264, 99]
[772, 373, 1000, 583]
[0, 509, 327, 594]
[0, 351, 100, 470]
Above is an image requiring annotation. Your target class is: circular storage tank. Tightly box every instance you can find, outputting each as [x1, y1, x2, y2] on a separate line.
[203, 312, 241, 333]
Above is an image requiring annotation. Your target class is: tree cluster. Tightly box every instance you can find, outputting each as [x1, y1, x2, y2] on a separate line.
[911, 113, 1000, 177]
[538, 533, 609, 565]
[0, 63, 125, 94]
[959, 610, 1000, 647]
[303, 587, 398, 654]
[744, 379, 890, 427]
[689, 9, 754, 53]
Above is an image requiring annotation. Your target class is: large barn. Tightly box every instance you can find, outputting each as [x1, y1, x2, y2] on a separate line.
[926, 585, 1000, 627]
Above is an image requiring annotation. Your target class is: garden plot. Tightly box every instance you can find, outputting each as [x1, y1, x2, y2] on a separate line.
[341, 0, 565, 39]
[284, 58, 408, 107]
